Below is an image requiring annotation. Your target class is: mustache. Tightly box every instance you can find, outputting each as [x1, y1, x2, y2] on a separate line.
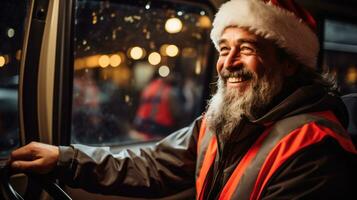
[219, 67, 255, 80]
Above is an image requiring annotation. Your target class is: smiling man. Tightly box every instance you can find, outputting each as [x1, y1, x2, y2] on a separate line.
[206, 27, 288, 142]
[10, 0, 357, 199]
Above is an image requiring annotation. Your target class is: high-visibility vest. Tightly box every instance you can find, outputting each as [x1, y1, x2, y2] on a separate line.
[196, 111, 357, 200]
[135, 79, 174, 127]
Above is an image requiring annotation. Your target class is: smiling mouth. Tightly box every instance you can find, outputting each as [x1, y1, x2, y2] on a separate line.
[225, 71, 253, 85]
[221, 69, 254, 87]
[227, 77, 248, 83]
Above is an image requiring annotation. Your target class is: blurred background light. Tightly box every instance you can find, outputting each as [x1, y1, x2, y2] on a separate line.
[0, 56, 5, 67]
[130, 46, 145, 60]
[166, 44, 179, 57]
[158, 65, 170, 77]
[160, 44, 169, 56]
[165, 18, 183, 34]
[85, 55, 100, 68]
[7, 28, 15, 38]
[148, 52, 161, 65]
[110, 54, 121, 67]
[99, 55, 110, 68]
[197, 16, 211, 29]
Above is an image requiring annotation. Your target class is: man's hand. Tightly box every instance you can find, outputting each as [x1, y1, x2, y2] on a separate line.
[10, 142, 59, 174]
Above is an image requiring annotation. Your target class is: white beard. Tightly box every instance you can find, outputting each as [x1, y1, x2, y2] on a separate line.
[205, 70, 284, 141]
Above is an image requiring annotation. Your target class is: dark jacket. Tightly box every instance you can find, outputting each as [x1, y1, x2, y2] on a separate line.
[56, 84, 357, 199]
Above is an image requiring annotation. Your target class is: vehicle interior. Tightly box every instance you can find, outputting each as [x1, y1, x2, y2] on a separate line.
[0, 0, 356, 199]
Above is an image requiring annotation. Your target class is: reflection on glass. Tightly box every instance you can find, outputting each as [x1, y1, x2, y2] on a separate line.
[72, 0, 212, 145]
[0, 1, 27, 158]
[323, 20, 357, 94]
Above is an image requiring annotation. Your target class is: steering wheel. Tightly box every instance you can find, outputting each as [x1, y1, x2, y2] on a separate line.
[0, 164, 72, 200]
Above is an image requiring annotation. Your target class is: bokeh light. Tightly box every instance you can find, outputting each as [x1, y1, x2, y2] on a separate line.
[165, 18, 183, 34]
[130, 46, 144, 60]
[7, 28, 15, 38]
[159, 65, 170, 77]
[0, 56, 5, 67]
[99, 55, 110, 68]
[148, 52, 161, 65]
[110, 54, 121, 67]
[166, 45, 179, 57]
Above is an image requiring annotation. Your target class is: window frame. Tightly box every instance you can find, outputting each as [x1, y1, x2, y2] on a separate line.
[53, 0, 217, 147]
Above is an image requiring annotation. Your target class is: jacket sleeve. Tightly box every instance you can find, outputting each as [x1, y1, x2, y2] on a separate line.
[55, 117, 202, 198]
[261, 137, 357, 200]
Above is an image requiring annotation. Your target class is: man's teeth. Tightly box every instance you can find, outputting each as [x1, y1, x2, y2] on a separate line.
[228, 77, 244, 83]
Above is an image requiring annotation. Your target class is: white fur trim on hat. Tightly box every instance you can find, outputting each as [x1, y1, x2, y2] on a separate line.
[210, 0, 319, 68]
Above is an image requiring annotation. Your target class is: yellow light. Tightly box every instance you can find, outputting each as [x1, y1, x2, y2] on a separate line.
[110, 54, 121, 67]
[197, 16, 212, 28]
[85, 55, 100, 68]
[125, 95, 130, 103]
[92, 16, 97, 24]
[165, 18, 183, 34]
[148, 52, 161, 65]
[159, 65, 170, 77]
[160, 44, 169, 56]
[166, 45, 179, 57]
[74, 58, 86, 70]
[346, 66, 357, 84]
[130, 46, 144, 60]
[195, 60, 202, 75]
[99, 55, 110, 68]
[0, 56, 5, 67]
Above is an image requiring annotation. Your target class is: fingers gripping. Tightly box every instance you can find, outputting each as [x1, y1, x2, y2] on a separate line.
[10, 142, 59, 174]
[11, 142, 36, 159]
[11, 159, 42, 171]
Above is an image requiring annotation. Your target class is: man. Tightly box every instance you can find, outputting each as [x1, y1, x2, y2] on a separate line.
[10, 0, 357, 199]
[133, 71, 189, 140]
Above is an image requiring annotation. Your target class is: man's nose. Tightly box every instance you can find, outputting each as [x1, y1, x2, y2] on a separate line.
[223, 47, 242, 68]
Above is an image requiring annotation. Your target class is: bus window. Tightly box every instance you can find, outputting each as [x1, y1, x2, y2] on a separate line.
[0, 1, 28, 158]
[323, 19, 357, 94]
[71, 0, 213, 146]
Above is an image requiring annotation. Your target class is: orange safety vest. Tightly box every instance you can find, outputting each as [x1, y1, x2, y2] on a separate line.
[136, 79, 174, 127]
[196, 111, 357, 200]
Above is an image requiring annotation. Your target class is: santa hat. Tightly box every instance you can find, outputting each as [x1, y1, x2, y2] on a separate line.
[210, 0, 319, 68]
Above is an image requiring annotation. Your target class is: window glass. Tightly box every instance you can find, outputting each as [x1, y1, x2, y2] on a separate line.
[323, 19, 357, 94]
[0, 1, 28, 158]
[71, 0, 212, 145]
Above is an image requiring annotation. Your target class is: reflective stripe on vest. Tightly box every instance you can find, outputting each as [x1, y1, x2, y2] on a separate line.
[196, 111, 357, 200]
[196, 117, 217, 200]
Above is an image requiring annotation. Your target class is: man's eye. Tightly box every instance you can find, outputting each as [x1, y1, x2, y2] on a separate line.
[240, 46, 256, 55]
[219, 47, 229, 51]
[219, 47, 229, 56]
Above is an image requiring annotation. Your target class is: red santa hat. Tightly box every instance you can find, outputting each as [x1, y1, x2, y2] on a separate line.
[210, 0, 319, 68]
